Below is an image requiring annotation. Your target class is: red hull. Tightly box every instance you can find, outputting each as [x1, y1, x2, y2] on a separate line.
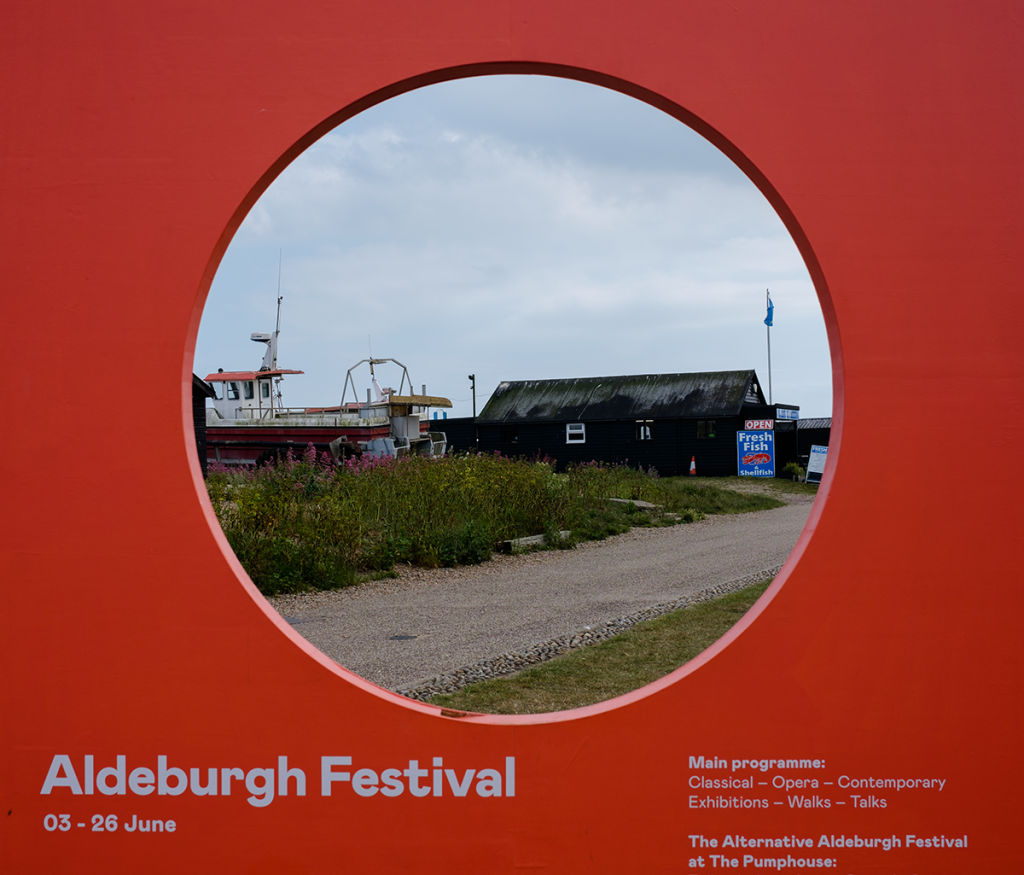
[206, 422, 433, 465]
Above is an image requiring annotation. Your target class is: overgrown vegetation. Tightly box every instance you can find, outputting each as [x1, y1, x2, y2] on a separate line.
[207, 449, 786, 596]
[429, 580, 772, 714]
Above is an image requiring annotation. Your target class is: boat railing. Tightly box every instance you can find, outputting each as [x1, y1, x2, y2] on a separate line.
[230, 406, 349, 421]
[208, 405, 390, 427]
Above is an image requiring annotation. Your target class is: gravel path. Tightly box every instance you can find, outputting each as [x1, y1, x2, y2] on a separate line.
[271, 491, 814, 694]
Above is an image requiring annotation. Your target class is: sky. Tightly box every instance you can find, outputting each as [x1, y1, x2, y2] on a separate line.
[194, 74, 833, 420]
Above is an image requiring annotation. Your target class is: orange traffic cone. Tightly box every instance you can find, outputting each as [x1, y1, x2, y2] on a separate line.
[689, 456, 696, 476]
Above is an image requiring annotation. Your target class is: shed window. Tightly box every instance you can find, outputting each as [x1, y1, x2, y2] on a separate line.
[566, 423, 586, 443]
[260, 381, 271, 399]
[243, 381, 255, 400]
[227, 382, 240, 401]
[500, 425, 519, 443]
[635, 420, 652, 441]
[697, 420, 716, 439]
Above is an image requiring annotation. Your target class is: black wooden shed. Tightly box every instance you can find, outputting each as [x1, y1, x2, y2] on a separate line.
[475, 370, 797, 476]
[192, 373, 217, 477]
[796, 417, 832, 463]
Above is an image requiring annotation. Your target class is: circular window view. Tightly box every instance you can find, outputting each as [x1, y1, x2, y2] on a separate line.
[193, 74, 832, 714]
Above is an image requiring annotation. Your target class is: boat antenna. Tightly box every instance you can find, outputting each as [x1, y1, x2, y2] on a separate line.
[272, 250, 284, 410]
[273, 250, 283, 370]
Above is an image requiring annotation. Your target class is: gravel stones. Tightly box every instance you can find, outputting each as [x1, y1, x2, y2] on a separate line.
[269, 494, 814, 692]
[394, 564, 783, 701]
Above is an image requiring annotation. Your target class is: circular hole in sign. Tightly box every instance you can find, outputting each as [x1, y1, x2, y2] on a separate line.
[193, 74, 832, 714]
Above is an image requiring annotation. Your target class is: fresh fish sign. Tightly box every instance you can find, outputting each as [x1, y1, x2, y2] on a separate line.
[806, 444, 829, 485]
[737, 430, 775, 477]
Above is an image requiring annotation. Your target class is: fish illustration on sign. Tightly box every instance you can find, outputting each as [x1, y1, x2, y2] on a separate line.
[742, 452, 771, 465]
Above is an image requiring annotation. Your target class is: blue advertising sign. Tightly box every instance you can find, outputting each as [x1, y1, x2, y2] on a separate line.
[737, 430, 775, 477]
[776, 407, 800, 421]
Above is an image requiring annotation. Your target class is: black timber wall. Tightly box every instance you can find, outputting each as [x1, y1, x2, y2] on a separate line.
[773, 422, 800, 471]
[430, 416, 477, 454]
[477, 417, 742, 477]
[474, 402, 800, 477]
[797, 426, 832, 459]
[192, 384, 209, 477]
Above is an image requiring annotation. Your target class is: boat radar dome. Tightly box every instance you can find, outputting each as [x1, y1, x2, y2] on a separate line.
[250, 331, 278, 371]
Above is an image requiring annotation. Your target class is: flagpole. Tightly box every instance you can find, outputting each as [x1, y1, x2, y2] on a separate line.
[766, 288, 773, 405]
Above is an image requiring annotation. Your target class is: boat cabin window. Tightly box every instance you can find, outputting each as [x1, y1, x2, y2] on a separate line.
[260, 381, 271, 399]
[227, 382, 240, 401]
[243, 381, 254, 400]
[211, 383, 223, 401]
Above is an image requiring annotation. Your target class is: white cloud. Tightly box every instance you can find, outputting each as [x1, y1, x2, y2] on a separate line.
[196, 75, 833, 419]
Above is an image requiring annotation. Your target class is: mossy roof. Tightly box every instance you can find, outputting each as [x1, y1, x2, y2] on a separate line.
[477, 370, 765, 423]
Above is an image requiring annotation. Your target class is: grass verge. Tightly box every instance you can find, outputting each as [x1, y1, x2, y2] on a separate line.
[428, 580, 771, 714]
[688, 475, 819, 498]
[659, 477, 787, 514]
[564, 476, 787, 544]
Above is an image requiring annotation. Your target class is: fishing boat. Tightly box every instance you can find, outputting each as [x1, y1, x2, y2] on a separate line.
[203, 311, 451, 467]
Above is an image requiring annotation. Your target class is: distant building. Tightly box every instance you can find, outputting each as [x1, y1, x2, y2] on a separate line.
[475, 370, 799, 476]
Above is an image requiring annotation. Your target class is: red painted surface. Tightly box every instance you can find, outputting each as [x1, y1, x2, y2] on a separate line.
[205, 370, 304, 382]
[2, 2, 1022, 872]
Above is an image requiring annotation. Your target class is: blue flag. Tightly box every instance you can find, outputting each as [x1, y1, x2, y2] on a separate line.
[764, 294, 774, 327]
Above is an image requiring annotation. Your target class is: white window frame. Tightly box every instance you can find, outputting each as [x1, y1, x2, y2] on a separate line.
[566, 422, 586, 443]
[636, 420, 652, 441]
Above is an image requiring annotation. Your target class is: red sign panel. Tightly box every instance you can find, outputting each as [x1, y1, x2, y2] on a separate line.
[744, 419, 774, 430]
[2, 3, 1021, 873]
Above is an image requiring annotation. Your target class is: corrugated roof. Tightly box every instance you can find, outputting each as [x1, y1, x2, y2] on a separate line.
[797, 417, 832, 429]
[477, 370, 765, 423]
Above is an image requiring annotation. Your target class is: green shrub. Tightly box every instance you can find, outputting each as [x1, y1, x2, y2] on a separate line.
[437, 520, 493, 567]
[781, 461, 805, 479]
[225, 530, 357, 595]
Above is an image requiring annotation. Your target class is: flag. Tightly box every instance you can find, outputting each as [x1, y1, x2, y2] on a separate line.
[764, 294, 774, 327]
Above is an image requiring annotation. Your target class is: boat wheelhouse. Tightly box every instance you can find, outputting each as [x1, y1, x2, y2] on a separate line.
[203, 328, 450, 466]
